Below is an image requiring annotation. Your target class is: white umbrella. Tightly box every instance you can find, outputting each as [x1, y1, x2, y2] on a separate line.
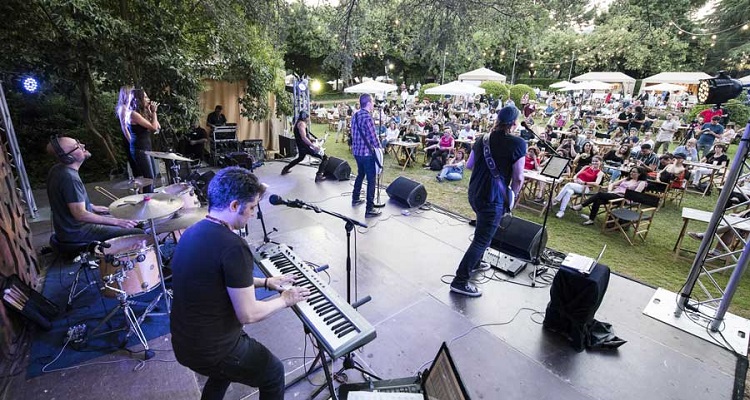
[643, 82, 685, 92]
[343, 81, 398, 94]
[549, 80, 571, 89]
[424, 81, 486, 96]
[564, 80, 612, 91]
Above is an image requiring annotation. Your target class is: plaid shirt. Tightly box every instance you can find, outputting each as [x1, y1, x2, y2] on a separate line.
[351, 109, 380, 156]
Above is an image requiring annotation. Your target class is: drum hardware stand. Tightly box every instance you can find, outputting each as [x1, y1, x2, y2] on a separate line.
[88, 270, 157, 360]
[373, 173, 385, 208]
[147, 216, 172, 313]
[66, 242, 106, 312]
[276, 199, 378, 399]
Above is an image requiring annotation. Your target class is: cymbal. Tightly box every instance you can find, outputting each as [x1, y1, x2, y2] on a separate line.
[145, 208, 208, 234]
[112, 177, 154, 190]
[144, 151, 193, 162]
[109, 193, 184, 221]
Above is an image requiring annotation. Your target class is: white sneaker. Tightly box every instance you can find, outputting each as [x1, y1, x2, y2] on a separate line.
[571, 204, 582, 211]
[555, 211, 565, 218]
[580, 213, 590, 219]
[582, 219, 594, 226]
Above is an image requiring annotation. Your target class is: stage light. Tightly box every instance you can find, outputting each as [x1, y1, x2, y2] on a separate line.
[697, 71, 745, 104]
[310, 79, 321, 93]
[22, 77, 38, 93]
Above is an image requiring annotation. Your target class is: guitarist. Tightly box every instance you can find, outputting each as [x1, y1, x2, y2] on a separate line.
[281, 110, 329, 182]
[351, 94, 383, 218]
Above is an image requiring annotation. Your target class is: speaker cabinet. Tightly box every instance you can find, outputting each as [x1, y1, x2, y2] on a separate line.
[386, 176, 427, 208]
[324, 157, 351, 181]
[279, 135, 297, 157]
[490, 216, 547, 261]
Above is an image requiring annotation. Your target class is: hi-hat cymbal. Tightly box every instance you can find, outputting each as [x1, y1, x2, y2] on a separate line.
[145, 208, 208, 234]
[144, 151, 193, 162]
[112, 177, 154, 190]
[109, 193, 184, 221]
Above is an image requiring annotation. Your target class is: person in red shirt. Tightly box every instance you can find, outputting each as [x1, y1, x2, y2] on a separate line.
[552, 156, 605, 218]
[699, 105, 723, 122]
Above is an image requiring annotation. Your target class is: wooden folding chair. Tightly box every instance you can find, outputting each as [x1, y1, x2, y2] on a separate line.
[601, 189, 660, 245]
[644, 180, 668, 209]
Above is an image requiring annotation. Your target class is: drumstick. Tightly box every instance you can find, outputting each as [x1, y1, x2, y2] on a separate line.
[5, 289, 26, 306]
[3, 293, 23, 310]
[10, 287, 29, 302]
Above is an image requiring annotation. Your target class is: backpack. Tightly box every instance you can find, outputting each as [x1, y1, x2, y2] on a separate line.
[429, 153, 445, 171]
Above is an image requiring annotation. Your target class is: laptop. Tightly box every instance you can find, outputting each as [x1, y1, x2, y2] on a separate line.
[561, 244, 606, 274]
[340, 342, 470, 400]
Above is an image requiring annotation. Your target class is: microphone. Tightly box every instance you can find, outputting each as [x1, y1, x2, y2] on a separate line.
[268, 194, 304, 208]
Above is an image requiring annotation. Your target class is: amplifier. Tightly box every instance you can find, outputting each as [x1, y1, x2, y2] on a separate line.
[213, 126, 237, 141]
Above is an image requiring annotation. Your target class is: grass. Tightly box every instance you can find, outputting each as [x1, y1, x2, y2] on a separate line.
[310, 122, 750, 319]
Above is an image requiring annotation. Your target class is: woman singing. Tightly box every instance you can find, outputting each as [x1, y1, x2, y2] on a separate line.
[128, 89, 160, 192]
[115, 86, 138, 177]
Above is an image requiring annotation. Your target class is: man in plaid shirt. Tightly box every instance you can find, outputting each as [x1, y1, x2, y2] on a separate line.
[351, 94, 382, 218]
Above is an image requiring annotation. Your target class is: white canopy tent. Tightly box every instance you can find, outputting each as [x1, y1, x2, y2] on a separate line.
[642, 82, 686, 92]
[458, 67, 507, 84]
[572, 72, 636, 95]
[561, 80, 612, 91]
[343, 81, 398, 94]
[424, 81, 486, 96]
[640, 72, 712, 95]
[549, 80, 571, 89]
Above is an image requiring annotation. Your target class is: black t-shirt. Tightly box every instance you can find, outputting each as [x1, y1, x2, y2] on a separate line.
[705, 151, 729, 166]
[128, 123, 151, 151]
[630, 112, 646, 130]
[468, 132, 526, 209]
[170, 220, 255, 369]
[617, 111, 632, 129]
[603, 150, 625, 165]
[46, 164, 92, 242]
[207, 111, 227, 127]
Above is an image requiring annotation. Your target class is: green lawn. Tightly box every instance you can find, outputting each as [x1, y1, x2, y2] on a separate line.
[310, 122, 750, 319]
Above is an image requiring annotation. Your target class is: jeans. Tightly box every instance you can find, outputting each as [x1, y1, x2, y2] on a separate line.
[59, 225, 144, 244]
[453, 202, 503, 283]
[581, 192, 622, 220]
[353, 154, 377, 210]
[604, 167, 621, 182]
[282, 147, 328, 176]
[555, 182, 586, 212]
[191, 334, 284, 400]
[133, 149, 157, 192]
[653, 140, 671, 154]
[438, 166, 463, 181]
[696, 142, 712, 159]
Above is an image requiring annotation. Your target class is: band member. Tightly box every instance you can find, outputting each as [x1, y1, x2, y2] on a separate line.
[170, 167, 310, 400]
[115, 86, 139, 177]
[350, 94, 383, 218]
[450, 106, 526, 297]
[185, 120, 208, 163]
[46, 135, 141, 243]
[128, 89, 160, 192]
[206, 105, 227, 129]
[280, 111, 329, 182]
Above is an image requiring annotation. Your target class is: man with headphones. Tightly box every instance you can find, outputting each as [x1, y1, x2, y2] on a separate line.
[47, 135, 142, 243]
[280, 110, 329, 182]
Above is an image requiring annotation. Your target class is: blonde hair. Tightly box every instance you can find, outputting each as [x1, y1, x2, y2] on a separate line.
[116, 86, 133, 141]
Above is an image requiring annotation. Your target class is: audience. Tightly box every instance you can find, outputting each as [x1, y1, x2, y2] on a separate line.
[571, 167, 648, 226]
[552, 155, 605, 218]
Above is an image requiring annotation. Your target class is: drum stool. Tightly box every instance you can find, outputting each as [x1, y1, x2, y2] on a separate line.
[49, 234, 103, 311]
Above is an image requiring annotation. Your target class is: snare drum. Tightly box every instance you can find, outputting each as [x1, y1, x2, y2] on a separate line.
[157, 183, 200, 210]
[98, 234, 161, 298]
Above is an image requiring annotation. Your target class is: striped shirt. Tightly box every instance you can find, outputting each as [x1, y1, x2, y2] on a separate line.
[351, 109, 380, 156]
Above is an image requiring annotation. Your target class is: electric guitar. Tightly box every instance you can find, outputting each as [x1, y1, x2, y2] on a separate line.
[312, 132, 329, 157]
[374, 147, 384, 175]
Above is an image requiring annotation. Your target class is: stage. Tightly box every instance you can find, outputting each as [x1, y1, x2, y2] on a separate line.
[6, 159, 743, 400]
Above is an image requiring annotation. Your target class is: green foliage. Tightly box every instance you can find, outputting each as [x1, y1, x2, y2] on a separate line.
[419, 83, 441, 102]
[509, 84, 536, 106]
[480, 82, 509, 100]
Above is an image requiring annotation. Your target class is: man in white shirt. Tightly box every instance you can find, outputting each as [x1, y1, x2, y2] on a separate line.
[654, 113, 680, 154]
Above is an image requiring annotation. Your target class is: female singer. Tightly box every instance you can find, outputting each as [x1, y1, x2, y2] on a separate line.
[128, 89, 160, 192]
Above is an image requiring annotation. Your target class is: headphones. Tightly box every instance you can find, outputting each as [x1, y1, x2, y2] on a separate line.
[298, 110, 309, 121]
[49, 135, 76, 165]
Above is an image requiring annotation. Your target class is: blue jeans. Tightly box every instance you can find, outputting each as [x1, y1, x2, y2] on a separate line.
[353, 155, 377, 210]
[454, 202, 503, 283]
[190, 333, 284, 400]
[696, 142, 712, 159]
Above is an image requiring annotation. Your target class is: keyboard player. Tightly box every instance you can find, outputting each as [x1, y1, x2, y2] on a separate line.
[170, 167, 310, 400]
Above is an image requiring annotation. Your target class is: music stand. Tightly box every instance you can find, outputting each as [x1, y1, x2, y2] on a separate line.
[532, 155, 569, 286]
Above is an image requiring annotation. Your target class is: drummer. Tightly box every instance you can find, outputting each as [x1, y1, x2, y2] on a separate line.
[46, 135, 142, 244]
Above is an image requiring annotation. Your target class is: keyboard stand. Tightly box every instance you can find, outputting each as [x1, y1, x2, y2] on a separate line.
[286, 334, 338, 400]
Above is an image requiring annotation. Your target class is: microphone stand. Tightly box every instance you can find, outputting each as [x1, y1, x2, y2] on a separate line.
[277, 200, 379, 399]
[374, 101, 385, 208]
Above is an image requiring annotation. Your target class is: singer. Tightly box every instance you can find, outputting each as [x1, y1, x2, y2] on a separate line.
[350, 94, 383, 218]
[170, 167, 310, 400]
[450, 106, 526, 297]
[127, 89, 160, 192]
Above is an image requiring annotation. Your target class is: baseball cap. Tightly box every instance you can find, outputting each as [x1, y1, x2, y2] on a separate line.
[496, 106, 519, 124]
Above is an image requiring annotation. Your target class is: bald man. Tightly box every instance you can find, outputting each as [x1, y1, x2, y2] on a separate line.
[46, 136, 142, 243]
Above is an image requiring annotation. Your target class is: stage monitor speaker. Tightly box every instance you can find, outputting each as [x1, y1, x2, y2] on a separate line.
[386, 176, 427, 208]
[279, 136, 297, 157]
[491, 216, 547, 261]
[324, 157, 351, 181]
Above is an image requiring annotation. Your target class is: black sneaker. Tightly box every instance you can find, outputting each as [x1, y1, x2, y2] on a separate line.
[281, 168, 290, 175]
[315, 174, 326, 183]
[450, 281, 482, 297]
[352, 199, 365, 207]
[365, 209, 382, 218]
[468, 219, 477, 227]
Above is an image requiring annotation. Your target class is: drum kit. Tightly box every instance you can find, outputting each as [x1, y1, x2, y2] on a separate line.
[89, 166, 208, 357]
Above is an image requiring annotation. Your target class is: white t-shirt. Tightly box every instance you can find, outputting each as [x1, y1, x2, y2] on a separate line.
[656, 119, 680, 142]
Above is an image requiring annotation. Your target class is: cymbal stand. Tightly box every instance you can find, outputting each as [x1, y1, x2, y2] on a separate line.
[148, 216, 172, 313]
[88, 270, 156, 360]
[169, 160, 182, 184]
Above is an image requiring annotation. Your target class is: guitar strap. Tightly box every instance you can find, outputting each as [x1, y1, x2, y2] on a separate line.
[481, 134, 513, 212]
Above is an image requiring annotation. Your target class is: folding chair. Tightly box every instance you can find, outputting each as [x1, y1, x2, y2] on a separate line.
[601, 190, 660, 245]
[644, 180, 668, 209]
